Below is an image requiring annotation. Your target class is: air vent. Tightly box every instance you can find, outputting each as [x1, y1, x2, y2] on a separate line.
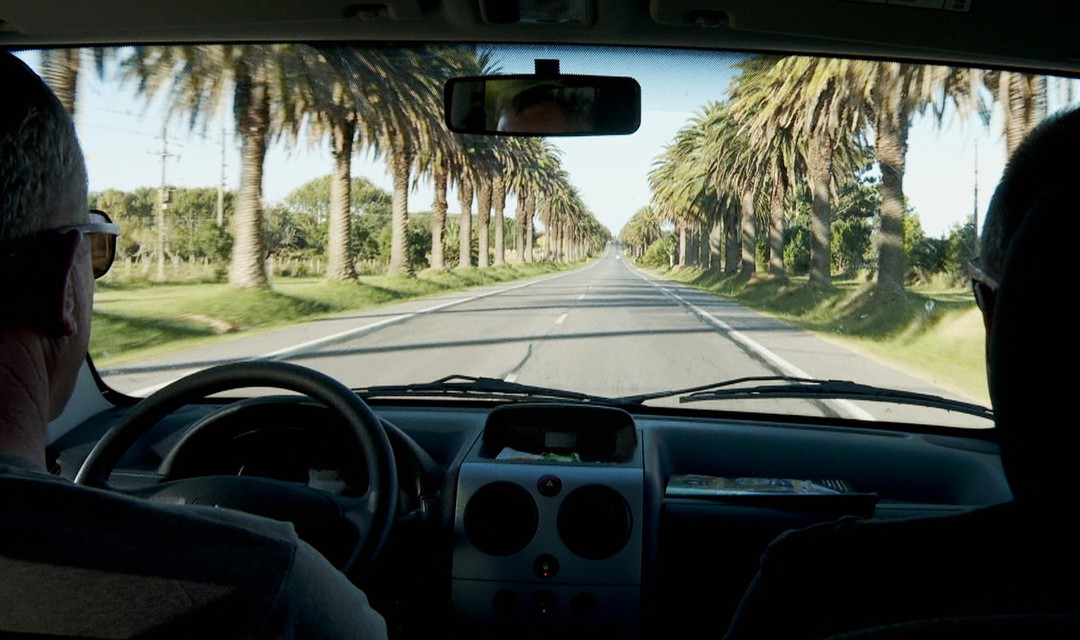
[464, 481, 539, 556]
[557, 484, 632, 560]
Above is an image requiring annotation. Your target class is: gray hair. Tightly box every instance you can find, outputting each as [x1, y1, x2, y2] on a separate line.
[0, 51, 87, 252]
[981, 107, 1080, 280]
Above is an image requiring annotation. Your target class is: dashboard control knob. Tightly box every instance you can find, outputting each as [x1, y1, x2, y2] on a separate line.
[537, 474, 562, 497]
[532, 590, 558, 616]
[534, 553, 560, 578]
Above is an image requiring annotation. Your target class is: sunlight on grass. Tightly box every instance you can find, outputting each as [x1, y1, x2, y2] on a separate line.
[91, 262, 577, 366]
[658, 267, 989, 403]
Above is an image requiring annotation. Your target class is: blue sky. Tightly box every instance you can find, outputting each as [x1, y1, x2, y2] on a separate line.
[23, 46, 1066, 239]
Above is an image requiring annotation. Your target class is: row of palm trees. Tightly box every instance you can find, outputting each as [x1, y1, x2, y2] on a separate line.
[638, 54, 1052, 288]
[42, 45, 610, 286]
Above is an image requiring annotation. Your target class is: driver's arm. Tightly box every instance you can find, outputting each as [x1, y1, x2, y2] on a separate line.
[264, 538, 388, 639]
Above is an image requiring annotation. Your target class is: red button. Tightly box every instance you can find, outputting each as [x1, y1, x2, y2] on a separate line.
[537, 474, 562, 497]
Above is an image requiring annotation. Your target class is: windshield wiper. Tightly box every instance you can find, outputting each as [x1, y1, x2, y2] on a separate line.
[355, 374, 614, 404]
[614, 376, 993, 420]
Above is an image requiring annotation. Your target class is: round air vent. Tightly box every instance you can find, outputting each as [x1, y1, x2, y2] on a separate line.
[557, 484, 632, 560]
[464, 481, 538, 556]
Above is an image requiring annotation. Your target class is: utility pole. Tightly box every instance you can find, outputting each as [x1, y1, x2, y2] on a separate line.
[217, 126, 227, 227]
[154, 124, 176, 281]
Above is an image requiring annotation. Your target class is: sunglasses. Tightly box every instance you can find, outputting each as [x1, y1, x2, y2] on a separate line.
[967, 258, 998, 313]
[3, 210, 120, 279]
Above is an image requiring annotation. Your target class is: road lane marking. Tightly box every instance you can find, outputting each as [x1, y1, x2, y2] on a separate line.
[623, 263, 875, 422]
[555, 313, 567, 325]
[129, 260, 605, 397]
[577, 293, 586, 300]
[504, 372, 519, 383]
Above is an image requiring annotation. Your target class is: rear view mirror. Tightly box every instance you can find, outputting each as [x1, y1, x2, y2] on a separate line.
[445, 61, 640, 136]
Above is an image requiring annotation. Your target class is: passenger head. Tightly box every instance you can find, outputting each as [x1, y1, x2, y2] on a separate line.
[980, 108, 1080, 296]
[980, 107, 1080, 505]
[0, 50, 92, 428]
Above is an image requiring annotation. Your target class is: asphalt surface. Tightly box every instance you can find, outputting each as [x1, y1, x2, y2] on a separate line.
[99, 249, 991, 428]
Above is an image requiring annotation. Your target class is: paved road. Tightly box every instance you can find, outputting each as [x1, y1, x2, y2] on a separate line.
[100, 249, 989, 428]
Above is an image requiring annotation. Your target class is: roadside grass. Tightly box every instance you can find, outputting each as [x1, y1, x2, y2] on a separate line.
[657, 267, 989, 404]
[91, 262, 578, 367]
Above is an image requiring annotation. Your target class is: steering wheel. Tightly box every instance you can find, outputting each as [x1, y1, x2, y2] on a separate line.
[74, 361, 398, 580]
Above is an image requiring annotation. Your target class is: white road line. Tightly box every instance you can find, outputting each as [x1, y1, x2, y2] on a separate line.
[503, 372, 519, 383]
[555, 313, 567, 325]
[577, 293, 586, 300]
[625, 264, 876, 421]
[129, 262, 601, 397]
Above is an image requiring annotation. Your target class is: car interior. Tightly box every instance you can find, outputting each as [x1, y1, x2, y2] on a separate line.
[2, 1, 1077, 638]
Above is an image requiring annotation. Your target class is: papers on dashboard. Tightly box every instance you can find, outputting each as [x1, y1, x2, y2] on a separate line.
[666, 474, 878, 516]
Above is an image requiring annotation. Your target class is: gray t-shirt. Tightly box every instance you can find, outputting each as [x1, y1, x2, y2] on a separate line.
[0, 455, 387, 639]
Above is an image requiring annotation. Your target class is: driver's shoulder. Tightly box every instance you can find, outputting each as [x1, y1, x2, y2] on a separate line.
[0, 457, 301, 566]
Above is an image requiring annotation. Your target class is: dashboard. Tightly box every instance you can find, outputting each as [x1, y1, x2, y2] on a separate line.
[49, 397, 1011, 638]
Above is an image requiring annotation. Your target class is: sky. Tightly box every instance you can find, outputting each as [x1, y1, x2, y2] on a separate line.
[21, 46, 1074, 239]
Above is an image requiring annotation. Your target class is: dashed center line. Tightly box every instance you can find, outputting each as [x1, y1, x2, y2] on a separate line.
[555, 313, 568, 325]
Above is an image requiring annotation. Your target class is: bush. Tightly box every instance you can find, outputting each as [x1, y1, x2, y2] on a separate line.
[784, 226, 811, 274]
[639, 236, 676, 268]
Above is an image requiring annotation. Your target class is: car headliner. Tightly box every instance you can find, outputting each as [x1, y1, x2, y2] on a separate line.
[0, 1, 1075, 77]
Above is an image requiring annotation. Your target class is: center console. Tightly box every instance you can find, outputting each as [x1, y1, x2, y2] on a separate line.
[452, 403, 643, 637]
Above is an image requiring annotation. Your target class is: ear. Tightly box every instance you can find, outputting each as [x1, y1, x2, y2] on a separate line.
[36, 231, 83, 338]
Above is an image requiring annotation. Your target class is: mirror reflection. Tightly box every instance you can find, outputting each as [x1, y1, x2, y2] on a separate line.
[446, 75, 640, 136]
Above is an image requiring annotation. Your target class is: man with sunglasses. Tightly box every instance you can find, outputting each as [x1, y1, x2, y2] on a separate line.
[0, 52, 386, 638]
[725, 108, 1080, 640]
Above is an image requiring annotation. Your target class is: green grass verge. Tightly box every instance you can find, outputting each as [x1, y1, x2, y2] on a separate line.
[656, 267, 989, 404]
[91, 262, 580, 367]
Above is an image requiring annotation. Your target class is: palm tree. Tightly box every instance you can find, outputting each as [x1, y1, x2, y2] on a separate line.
[508, 139, 562, 263]
[650, 107, 716, 268]
[727, 56, 801, 278]
[40, 49, 82, 116]
[737, 56, 870, 284]
[123, 45, 305, 288]
[293, 46, 440, 280]
[619, 206, 662, 258]
[456, 170, 475, 267]
[332, 46, 452, 276]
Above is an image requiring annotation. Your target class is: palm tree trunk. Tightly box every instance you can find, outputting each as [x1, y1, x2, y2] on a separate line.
[326, 120, 356, 281]
[388, 147, 414, 276]
[807, 132, 833, 284]
[724, 206, 739, 275]
[678, 224, 687, 267]
[40, 49, 81, 117]
[768, 181, 786, 277]
[429, 160, 448, 270]
[515, 189, 528, 261]
[476, 180, 492, 268]
[492, 174, 506, 266]
[524, 191, 536, 263]
[1003, 72, 1048, 158]
[875, 110, 909, 290]
[458, 178, 473, 268]
[740, 191, 756, 278]
[229, 63, 270, 288]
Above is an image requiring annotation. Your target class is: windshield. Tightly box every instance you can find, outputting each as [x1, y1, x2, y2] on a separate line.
[21, 43, 1060, 429]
